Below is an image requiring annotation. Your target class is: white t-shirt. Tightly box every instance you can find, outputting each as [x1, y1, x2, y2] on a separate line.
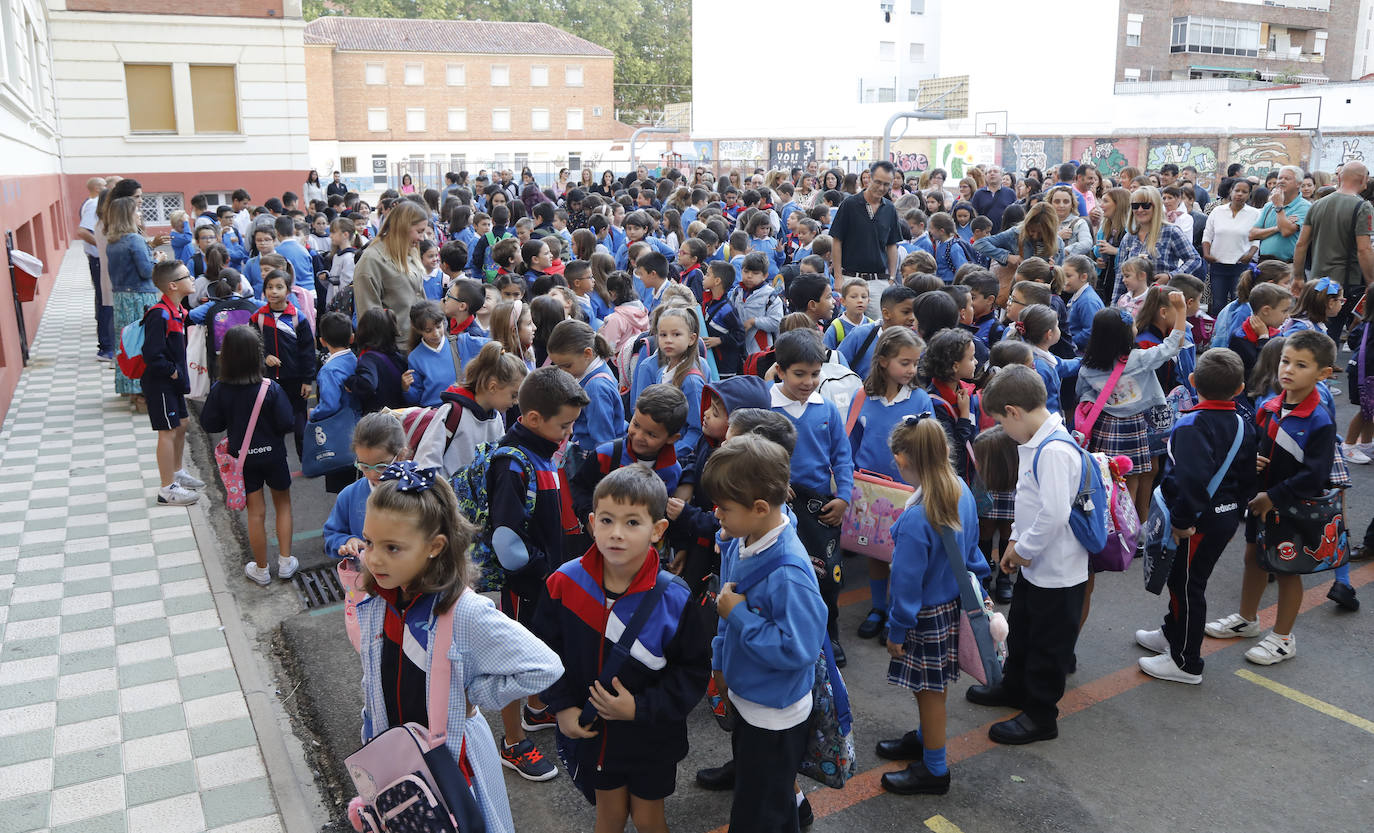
[79, 198, 98, 257]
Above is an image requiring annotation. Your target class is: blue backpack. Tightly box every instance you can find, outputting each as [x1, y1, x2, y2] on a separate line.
[1030, 433, 1110, 554]
[451, 442, 537, 592]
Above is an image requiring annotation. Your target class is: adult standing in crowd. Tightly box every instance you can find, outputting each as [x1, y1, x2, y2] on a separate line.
[971, 165, 1015, 231]
[1294, 161, 1374, 342]
[353, 200, 428, 349]
[74, 176, 113, 362]
[1201, 177, 1259, 314]
[106, 194, 162, 397]
[326, 171, 348, 199]
[303, 170, 325, 205]
[829, 160, 901, 300]
[1113, 186, 1202, 298]
[1248, 164, 1309, 264]
[1094, 186, 1131, 302]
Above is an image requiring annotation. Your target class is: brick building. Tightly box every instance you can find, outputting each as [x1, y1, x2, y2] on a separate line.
[303, 16, 627, 192]
[1115, 0, 1362, 84]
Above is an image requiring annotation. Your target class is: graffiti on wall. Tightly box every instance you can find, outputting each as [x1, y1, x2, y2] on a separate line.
[717, 139, 766, 165]
[673, 141, 713, 162]
[936, 138, 996, 180]
[823, 139, 876, 173]
[1314, 135, 1370, 168]
[1071, 138, 1139, 179]
[1002, 138, 1062, 176]
[770, 139, 817, 170]
[1146, 138, 1219, 188]
[889, 138, 933, 176]
[1227, 137, 1301, 178]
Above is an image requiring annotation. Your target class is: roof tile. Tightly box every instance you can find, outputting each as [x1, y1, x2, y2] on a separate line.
[303, 16, 614, 58]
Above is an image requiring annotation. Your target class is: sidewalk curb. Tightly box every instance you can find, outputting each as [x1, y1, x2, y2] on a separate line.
[187, 494, 322, 833]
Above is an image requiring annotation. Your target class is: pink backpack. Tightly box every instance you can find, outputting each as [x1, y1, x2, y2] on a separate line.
[1087, 452, 1140, 572]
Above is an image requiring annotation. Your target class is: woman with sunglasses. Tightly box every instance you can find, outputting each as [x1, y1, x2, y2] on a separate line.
[1201, 178, 1260, 313]
[1113, 186, 1202, 299]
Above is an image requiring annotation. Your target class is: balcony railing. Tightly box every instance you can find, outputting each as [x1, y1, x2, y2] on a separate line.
[1259, 48, 1323, 62]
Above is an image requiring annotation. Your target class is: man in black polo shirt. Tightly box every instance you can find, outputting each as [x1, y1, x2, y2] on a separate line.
[830, 160, 901, 300]
[326, 171, 348, 198]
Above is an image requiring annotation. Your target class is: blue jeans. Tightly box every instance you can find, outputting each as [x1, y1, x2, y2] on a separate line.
[89, 255, 114, 352]
[1208, 261, 1247, 316]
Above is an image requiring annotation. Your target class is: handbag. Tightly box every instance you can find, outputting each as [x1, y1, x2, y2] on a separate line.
[1072, 357, 1126, 448]
[1256, 489, 1350, 575]
[1359, 324, 1374, 422]
[186, 324, 210, 398]
[938, 528, 1003, 687]
[213, 379, 271, 511]
[344, 595, 487, 833]
[840, 389, 916, 560]
[1143, 414, 1244, 594]
[302, 405, 358, 477]
[556, 573, 673, 804]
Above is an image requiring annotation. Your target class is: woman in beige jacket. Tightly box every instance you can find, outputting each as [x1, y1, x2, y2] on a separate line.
[353, 200, 429, 348]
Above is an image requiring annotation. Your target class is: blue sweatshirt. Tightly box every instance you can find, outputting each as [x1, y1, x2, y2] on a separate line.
[712, 521, 827, 709]
[703, 296, 746, 377]
[572, 358, 624, 452]
[405, 339, 459, 407]
[275, 239, 314, 289]
[1031, 346, 1080, 414]
[1162, 401, 1258, 531]
[848, 386, 934, 481]
[311, 350, 357, 421]
[1067, 284, 1105, 354]
[323, 477, 370, 556]
[887, 483, 990, 645]
[629, 356, 705, 460]
[771, 386, 855, 499]
[837, 321, 884, 379]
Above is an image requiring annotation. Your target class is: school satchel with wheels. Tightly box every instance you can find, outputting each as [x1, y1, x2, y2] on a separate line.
[1142, 414, 1244, 595]
[938, 528, 1004, 687]
[344, 597, 487, 833]
[839, 390, 914, 561]
[213, 380, 271, 511]
[1257, 489, 1351, 575]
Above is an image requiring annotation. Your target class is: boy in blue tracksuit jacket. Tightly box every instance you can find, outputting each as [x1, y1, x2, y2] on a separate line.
[1138, 349, 1257, 685]
[705, 434, 827, 833]
[1208, 330, 1338, 667]
[570, 384, 686, 524]
[770, 331, 855, 661]
[141, 262, 197, 504]
[251, 273, 316, 457]
[533, 467, 710, 820]
[702, 262, 746, 377]
[310, 312, 357, 425]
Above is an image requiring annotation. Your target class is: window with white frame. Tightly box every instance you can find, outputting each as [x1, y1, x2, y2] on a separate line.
[404, 63, 424, 85]
[491, 107, 511, 131]
[447, 108, 467, 131]
[1315, 30, 1328, 54]
[406, 107, 425, 132]
[908, 42, 924, 62]
[565, 65, 583, 86]
[566, 108, 584, 130]
[446, 63, 465, 85]
[531, 107, 550, 131]
[1170, 16, 1261, 57]
[1, 4, 20, 86]
[531, 65, 548, 87]
[514, 153, 529, 171]
[367, 108, 387, 131]
[1126, 13, 1142, 47]
[879, 41, 895, 60]
[1123, 67, 1141, 81]
[141, 193, 184, 226]
[365, 62, 385, 85]
[491, 65, 509, 86]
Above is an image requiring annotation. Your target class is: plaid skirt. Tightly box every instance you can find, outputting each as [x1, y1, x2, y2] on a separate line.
[985, 489, 1016, 521]
[113, 290, 159, 395]
[1087, 410, 1152, 473]
[887, 597, 961, 693]
[1331, 446, 1352, 489]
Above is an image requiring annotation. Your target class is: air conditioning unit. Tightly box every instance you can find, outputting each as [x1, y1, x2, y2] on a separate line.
[593, 107, 603, 117]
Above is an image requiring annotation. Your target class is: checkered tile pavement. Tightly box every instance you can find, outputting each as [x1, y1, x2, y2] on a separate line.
[0, 246, 284, 833]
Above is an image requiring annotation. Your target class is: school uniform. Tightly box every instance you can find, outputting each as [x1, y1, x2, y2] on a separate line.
[199, 380, 295, 494]
[1159, 401, 1258, 674]
[678, 265, 704, 303]
[629, 354, 705, 460]
[310, 350, 358, 422]
[252, 303, 316, 454]
[568, 359, 625, 468]
[1246, 387, 1337, 543]
[571, 439, 681, 524]
[703, 295, 746, 377]
[347, 349, 408, 413]
[423, 267, 445, 301]
[848, 386, 933, 482]
[323, 477, 371, 557]
[837, 321, 886, 379]
[728, 282, 784, 356]
[971, 312, 1005, 349]
[141, 297, 191, 432]
[488, 422, 568, 617]
[275, 239, 314, 290]
[1074, 329, 1184, 473]
[1030, 346, 1080, 415]
[927, 380, 981, 486]
[405, 339, 460, 408]
[771, 385, 854, 640]
[414, 386, 505, 479]
[1066, 283, 1105, 354]
[824, 314, 876, 350]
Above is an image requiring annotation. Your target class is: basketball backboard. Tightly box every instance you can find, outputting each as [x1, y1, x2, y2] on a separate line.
[1265, 96, 1321, 131]
[974, 110, 1008, 136]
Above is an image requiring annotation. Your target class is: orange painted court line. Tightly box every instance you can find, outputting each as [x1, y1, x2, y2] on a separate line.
[709, 560, 1374, 831]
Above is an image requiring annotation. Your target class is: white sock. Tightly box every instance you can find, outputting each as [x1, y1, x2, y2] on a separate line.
[795, 790, 805, 806]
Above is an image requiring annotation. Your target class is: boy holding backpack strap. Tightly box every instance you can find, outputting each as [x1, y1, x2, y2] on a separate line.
[968, 365, 1088, 745]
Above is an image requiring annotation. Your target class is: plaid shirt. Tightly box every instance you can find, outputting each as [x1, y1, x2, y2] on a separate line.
[1113, 223, 1203, 299]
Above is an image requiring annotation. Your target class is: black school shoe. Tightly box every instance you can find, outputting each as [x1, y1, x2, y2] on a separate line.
[798, 796, 814, 828]
[1328, 581, 1360, 611]
[833, 639, 847, 668]
[857, 608, 887, 639]
[994, 571, 1015, 605]
[965, 683, 1017, 708]
[880, 761, 951, 796]
[695, 759, 735, 791]
[875, 730, 923, 761]
[988, 713, 1058, 745]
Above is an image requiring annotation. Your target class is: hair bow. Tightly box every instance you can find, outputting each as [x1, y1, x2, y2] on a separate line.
[1013, 320, 1028, 336]
[901, 412, 933, 426]
[1310, 277, 1340, 295]
[380, 461, 439, 493]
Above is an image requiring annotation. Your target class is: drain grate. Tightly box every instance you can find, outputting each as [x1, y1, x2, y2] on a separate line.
[294, 566, 345, 609]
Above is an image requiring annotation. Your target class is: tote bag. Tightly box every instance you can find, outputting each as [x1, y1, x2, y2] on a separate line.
[213, 380, 270, 511]
[839, 390, 914, 560]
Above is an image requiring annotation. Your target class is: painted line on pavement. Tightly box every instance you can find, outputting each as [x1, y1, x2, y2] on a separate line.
[1234, 669, 1374, 734]
[924, 815, 967, 833]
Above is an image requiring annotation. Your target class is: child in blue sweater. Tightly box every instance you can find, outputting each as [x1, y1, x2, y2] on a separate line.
[839, 284, 918, 379]
[727, 252, 784, 356]
[771, 329, 855, 664]
[705, 434, 827, 833]
[1063, 255, 1104, 354]
[571, 384, 686, 525]
[323, 413, 407, 560]
[546, 319, 624, 477]
[628, 307, 706, 460]
[403, 301, 459, 408]
[875, 414, 990, 796]
[312, 312, 360, 493]
[847, 327, 932, 645]
[1013, 304, 1080, 416]
[702, 262, 746, 377]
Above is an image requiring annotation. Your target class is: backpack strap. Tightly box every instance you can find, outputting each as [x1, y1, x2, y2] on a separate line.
[492, 446, 539, 514]
[1205, 414, 1245, 499]
[440, 402, 464, 455]
[853, 325, 881, 368]
[733, 554, 787, 596]
[1031, 433, 1090, 498]
[578, 572, 673, 726]
[845, 387, 868, 433]
[426, 596, 462, 742]
[602, 438, 626, 475]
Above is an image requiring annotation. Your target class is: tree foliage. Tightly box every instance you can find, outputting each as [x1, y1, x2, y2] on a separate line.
[302, 0, 691, 116]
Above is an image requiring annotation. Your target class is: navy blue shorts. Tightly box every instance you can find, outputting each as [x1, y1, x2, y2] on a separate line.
[243, 457, 291, 494]
[589, 761, 677, 800]
[144, 384, 187, 432]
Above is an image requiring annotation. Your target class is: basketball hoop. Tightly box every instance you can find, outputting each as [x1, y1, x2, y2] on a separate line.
[1278, 123, 1298, 131]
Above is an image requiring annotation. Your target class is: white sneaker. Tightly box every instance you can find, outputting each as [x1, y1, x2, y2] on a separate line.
[1330, 386, 1342, 397]
[1244, 632, 1297, 665]
[1357, 442, 1374, 458]
[278, 555, 300, 580]
[1135, 628, 1171, 654]
[1341, 444, 1371, 465]
[1138, 653, 1202, 685]
[244, 562, 271, 586]
[156, 484, 200, 506]
[174, 469, 207, 489]
[1204, 613, 1261, 639]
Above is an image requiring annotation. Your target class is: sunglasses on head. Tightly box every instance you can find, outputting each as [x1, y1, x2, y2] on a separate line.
[1131, 202, 1153, 210]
